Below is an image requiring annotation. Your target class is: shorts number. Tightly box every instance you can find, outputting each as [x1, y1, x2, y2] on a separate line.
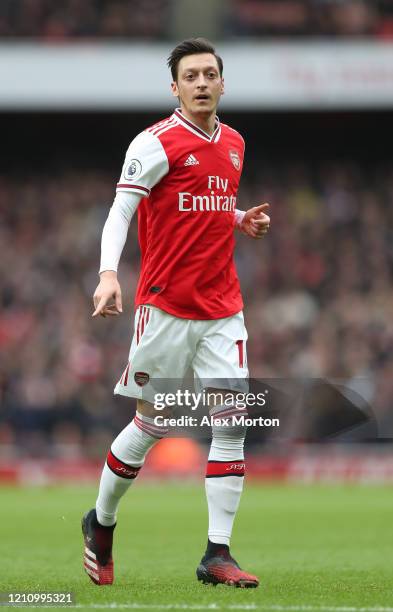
[236, 340, 244, 368]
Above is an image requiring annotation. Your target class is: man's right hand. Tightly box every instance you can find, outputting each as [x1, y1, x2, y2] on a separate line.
[92, 271, 123, 318]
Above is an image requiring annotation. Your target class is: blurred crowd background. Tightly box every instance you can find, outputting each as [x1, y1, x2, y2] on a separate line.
[1, 0, 393, 40]
[0, 0, 392, 463]
[1, 121, 392, 458]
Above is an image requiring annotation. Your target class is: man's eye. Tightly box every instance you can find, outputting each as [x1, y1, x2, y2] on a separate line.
[185, 75, 194, 80]
[208, 73, 217, 78]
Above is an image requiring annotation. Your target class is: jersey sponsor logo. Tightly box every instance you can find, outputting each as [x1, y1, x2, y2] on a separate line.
[229, 150, 241, 171]
[124, 159, 142, 180]
[179, 192, 236, 212]
[178, 175, 236, 212]
[184, 154, 199, 166]
[134, 371, 150, 387]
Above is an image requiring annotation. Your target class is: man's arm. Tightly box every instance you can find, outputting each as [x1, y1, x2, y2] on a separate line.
[92, 191, 141, 318]
[93, 130, 169, 318]
[235, 203, 270, 239]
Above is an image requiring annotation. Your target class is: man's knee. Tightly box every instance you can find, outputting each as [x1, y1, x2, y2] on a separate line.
[210, 403, 248, 443]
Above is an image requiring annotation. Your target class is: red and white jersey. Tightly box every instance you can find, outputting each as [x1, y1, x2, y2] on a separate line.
[116, 109, 245, 320]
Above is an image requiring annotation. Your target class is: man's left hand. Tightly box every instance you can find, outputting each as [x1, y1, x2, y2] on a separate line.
[240, 203, 270, 239]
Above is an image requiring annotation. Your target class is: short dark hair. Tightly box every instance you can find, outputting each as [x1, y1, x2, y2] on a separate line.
[167, 37, 223, 82]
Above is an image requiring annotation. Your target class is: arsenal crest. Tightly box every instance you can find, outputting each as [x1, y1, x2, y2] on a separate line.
[229, 150, 241, 171]
[134, 371, 150, 387]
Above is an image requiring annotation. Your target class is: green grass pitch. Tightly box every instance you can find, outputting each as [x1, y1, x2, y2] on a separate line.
[1, 482, 392, 611]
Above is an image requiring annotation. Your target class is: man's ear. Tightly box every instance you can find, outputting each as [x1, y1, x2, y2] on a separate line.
[171, 81, 179, 98]
[221, 77, 225, 96]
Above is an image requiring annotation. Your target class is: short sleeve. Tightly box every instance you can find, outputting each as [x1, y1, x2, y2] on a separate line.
[116, 130, 169, 197]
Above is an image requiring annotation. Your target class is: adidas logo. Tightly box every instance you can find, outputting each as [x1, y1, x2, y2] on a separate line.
[184, 154, 199, 166]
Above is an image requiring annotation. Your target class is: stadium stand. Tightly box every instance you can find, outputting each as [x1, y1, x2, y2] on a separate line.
[1, 0, 392, 476]
[0, 0, 393, 40]
[1, 155, 392, 458]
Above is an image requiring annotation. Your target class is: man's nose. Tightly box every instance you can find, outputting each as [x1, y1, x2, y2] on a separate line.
[196, 74, 208, 87]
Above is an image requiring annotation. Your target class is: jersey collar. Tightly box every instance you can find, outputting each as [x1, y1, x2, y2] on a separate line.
[174, 109, 221, 143]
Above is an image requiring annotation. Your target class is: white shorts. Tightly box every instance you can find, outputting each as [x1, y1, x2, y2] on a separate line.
[114, 305, 248, 403]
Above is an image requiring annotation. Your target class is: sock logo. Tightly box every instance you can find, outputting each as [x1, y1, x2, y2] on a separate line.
[106, 450, 141, 479]
[226, 463, 245, 472]
[206, 460, 245, 478]
[115, 466, 139, 477]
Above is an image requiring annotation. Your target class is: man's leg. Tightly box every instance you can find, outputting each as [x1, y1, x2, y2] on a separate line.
[96, 402, 169, 526]
[205, 400, 247, 546]
[196, 397, 259, 588]
[82, 400, 169, 585]
[192, 312, 259, 587]
[82, 305, 193, 585]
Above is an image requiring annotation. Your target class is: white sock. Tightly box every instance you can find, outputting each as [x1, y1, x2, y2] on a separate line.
[96, 411, 168, 526]
[205, 405, 247, 546]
